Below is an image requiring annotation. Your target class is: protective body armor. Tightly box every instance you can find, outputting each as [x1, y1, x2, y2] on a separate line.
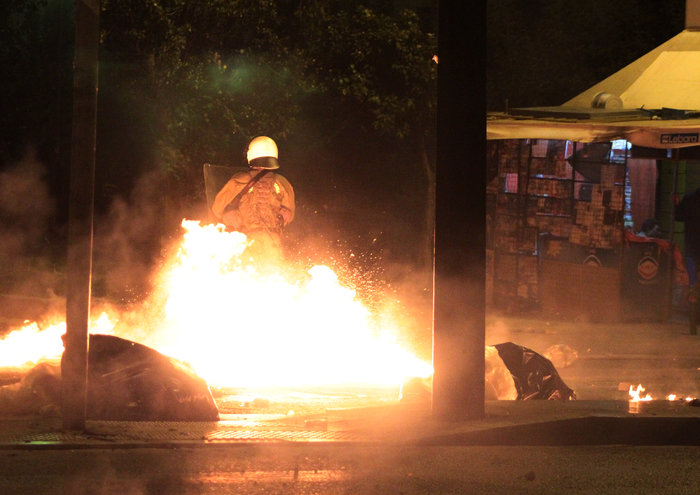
[211, 170, 294, 234]
[238, 172, 285, 233]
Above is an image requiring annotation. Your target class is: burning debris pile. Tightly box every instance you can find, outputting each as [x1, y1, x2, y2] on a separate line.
[10, 219, 697, 418]
[0, 334, 219, 420]
[87, 334, 219, 420]
[0, 220, 434, 418]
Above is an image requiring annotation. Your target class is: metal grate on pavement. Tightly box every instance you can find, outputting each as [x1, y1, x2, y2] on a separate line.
[0, 419, 368, 446]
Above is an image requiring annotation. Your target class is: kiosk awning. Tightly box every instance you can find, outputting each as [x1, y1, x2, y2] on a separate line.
[487, 115, 700, 149]
[488, 28, 700, 150]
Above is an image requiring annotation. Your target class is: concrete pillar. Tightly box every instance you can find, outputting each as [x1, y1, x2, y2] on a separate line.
[62, 0, 100, 431]
[432, 1, 486, 420]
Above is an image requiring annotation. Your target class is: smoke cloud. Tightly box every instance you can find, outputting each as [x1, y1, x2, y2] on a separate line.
[0, 150, 62, 303]
[0, 150, 55, 260]
[92, 170, 170, 302]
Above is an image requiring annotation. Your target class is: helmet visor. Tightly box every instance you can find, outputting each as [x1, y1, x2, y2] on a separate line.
[249, 156, 279, 169]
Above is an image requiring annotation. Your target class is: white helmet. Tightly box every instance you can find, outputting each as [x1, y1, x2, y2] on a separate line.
[246, 136, 279, 169]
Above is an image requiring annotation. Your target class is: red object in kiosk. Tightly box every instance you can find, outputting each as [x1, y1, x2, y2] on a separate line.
[624, 229, 689, 287]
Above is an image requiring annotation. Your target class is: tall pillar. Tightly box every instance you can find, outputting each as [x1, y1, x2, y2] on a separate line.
[432, 0, 486, 420]
[62, 0, 100, 431]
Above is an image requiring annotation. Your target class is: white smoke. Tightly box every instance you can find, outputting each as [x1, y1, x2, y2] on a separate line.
[93, 170, 168, 301]
[0, 150, 55, 260]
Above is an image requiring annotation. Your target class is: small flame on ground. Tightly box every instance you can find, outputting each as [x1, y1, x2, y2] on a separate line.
[628, 384, 653, 414]
[628, 384, 652, 402]
[666, 394, 695, 402]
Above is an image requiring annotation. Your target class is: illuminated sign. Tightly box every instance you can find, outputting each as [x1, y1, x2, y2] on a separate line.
[660, 133, 699, 145]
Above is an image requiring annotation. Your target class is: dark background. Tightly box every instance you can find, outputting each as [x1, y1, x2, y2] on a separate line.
[487, 0, 686, 111]
[0, 1, 688, 302]
[0, 1, 438, 302]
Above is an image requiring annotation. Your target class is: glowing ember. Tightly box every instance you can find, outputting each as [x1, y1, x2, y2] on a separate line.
[667, 394, 695, 402]
[628, 384, 652, 402]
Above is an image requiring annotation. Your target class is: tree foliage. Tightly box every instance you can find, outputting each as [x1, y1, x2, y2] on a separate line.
[1, 0, 438, 271]
[97, 0, 436, 189]
[301, 5, 436, 140]
[98, 0, 309, 210]
[92, 0, 439, 264]
[0, 0, 73, 164]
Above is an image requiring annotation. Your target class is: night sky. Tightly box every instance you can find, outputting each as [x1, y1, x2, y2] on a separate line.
[487, 0, 686, 111]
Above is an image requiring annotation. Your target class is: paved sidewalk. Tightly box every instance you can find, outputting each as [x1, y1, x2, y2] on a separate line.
[1, 442, 698, 495]
[0, 401, 698, 495]
[485, 313, 700, 400]
[0, 399, 698, 448]
[0, 312, 698, 494]
[0, 311, 698, 448]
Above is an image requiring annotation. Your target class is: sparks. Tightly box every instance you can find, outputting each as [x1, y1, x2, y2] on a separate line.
[0, 219, 433, 391]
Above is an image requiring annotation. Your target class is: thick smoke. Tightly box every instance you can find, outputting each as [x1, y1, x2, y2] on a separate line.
[0, 152, 174, 316]
[0, 151, 55, 259]
[0, 151, 60, 301]
[92, 170, 171, 302]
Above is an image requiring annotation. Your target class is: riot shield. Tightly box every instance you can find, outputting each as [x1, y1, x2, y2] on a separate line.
[202, 163, 248, 223]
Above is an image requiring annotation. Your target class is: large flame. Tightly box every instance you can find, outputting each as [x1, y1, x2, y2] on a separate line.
[0, 313, 115, 368]
[147, 220, 432, 387]
[0, 220, 432, 390]
[0, 320, 65, 367]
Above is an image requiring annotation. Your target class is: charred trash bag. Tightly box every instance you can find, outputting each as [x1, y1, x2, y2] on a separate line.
[86, 334, 220, 421]
[494, 342, 576, 400]
[1, 335, 220, 420]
